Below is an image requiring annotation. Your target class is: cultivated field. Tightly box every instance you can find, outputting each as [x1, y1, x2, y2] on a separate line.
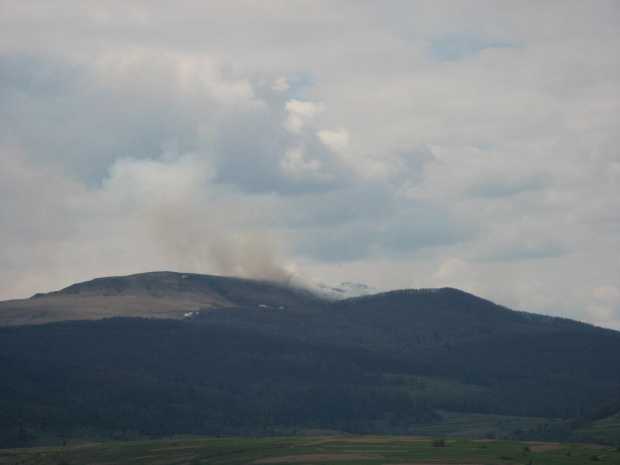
[0, 435, 618, 465]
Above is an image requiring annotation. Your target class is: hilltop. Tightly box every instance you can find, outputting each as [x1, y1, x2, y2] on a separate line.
[0, 271, 325, 326]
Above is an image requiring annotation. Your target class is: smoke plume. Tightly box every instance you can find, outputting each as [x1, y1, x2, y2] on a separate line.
[106, 153, 296, 284]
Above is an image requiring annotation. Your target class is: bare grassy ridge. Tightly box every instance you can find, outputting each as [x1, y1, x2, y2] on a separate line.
[0, 436, 618, 465]
[0, 293, 224, 326]
[0, 272, 325, 326]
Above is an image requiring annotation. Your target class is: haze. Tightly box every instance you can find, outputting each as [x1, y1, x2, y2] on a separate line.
[0, 1, 618, 329]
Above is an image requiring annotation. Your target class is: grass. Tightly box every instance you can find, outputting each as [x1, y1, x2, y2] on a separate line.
[412, 410, 564, 439]
[590, 412, 620, 430]
[571, 412, 620, 446]
[1, 435, 618, 465]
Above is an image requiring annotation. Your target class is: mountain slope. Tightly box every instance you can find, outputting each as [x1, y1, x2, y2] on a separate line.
[0, 272, 618, 447]
[0, 271, 326, 326]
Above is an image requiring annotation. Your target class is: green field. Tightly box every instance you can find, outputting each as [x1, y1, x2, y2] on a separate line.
[571, 412, 620, 446]
[1, 435, 618, 465]
[412, 410, 564, 439]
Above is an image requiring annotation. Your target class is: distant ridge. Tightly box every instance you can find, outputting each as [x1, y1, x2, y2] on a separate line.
[32, 271, 295, 299]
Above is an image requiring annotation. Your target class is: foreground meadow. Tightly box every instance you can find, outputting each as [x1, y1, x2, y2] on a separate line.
[1, 435, 618, 465]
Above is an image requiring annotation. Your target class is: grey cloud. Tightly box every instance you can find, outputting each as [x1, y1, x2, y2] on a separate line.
[0, 53, 203, 186]
[477, 240, 568, 263]
[380, 202, 473, 254]
[292, 195, 472, 262]
[397, 145, 435, 173]
[470, 217, 570, 263]
[0, 54, 80, 97]
[428, 32, 519, 62]
[0, 148, 83, 243]
[297, 222, 380, 263]
[465, 170, 551, 198]
[281, 183, 395, 229]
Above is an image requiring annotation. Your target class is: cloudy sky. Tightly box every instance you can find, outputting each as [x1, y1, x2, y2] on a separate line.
[1, 1, 619, 329]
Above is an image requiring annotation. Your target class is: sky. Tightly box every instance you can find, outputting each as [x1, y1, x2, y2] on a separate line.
[1, 1, 619, 329]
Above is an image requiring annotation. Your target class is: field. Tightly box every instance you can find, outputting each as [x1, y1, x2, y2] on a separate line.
[571, 412, 620, 446]
[1, 435, 618, 465]
[411, 410, 564, 439]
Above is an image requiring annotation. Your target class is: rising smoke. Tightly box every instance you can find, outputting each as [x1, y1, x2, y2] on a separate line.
[106, 153, 297, 285]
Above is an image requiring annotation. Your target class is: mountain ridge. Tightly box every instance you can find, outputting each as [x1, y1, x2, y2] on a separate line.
[0, 271, 328, 326]
[0, 271, 611, 333]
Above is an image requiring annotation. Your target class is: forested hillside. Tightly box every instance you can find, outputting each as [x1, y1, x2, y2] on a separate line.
[1, 273, 618, 448]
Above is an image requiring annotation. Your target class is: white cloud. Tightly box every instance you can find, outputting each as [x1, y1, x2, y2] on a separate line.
[280, 145, 325, 181]
[283, 99, 326, 134]
[272, 76, 289, 92]
[317, 128, 349, 153]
